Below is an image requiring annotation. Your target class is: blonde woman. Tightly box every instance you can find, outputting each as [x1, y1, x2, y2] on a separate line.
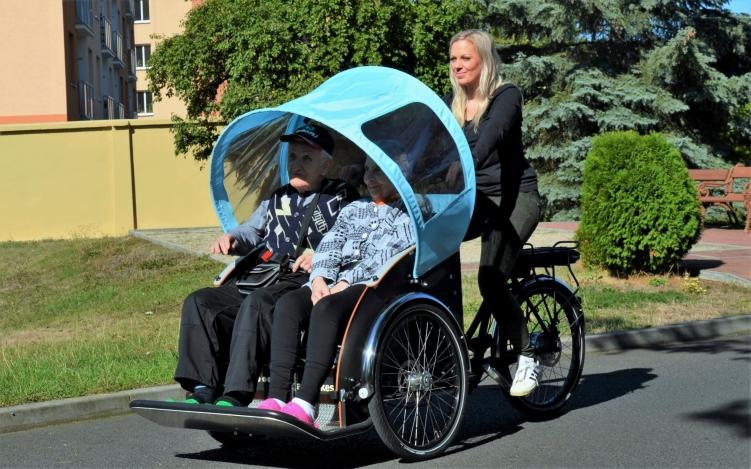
[447, 29, 542, 397]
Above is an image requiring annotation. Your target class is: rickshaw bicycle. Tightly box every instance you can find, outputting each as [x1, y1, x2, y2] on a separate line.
[130, 66, 585, 460]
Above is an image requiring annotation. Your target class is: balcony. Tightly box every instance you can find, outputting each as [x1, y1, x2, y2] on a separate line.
[123, 0, 135, 18]
[100, 16, 114, 57]
[117, 102, 126, 119]
[79, 81, 94, 120]
[112, 31, 125, 67]
[128, 48, 137, 80]
[104, 95, 116, 119]
[75, 0, 94, 37]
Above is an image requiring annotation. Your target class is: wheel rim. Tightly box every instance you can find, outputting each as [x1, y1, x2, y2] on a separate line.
[377, 312, 464, 450]
[518, 288, 583, 407]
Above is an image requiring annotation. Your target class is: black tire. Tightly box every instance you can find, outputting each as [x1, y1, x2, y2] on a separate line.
[494, 277, 585, 417]
[368, 303, 469, 460]
[207, 430, 263, 448]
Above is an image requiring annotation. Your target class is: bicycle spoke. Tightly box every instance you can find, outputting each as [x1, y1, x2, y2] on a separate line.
[375, 309, 465, 452]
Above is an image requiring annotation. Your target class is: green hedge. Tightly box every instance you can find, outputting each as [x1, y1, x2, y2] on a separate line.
[576, 131, 702, 274]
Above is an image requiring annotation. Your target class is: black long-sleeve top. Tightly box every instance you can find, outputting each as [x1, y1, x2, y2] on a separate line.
[445, 84, 538, 197]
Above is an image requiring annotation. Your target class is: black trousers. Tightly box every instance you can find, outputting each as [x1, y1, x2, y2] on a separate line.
[174, 272, 308, 393]
[465, 190, 541, 355]
[268, 284, 366, 405]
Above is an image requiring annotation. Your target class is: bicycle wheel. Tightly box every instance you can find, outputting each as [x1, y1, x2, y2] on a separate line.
[368, 303, 469, 460]
[494, 277, 585, 416]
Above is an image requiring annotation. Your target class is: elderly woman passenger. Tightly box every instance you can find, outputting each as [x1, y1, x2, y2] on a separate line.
[256, 155, 415, 426]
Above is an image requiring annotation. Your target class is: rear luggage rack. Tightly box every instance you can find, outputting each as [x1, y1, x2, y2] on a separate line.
[512, 241, 581, 294]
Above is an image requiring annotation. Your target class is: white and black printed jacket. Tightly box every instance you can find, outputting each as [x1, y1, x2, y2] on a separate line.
[227, 179, 359, 258]
[308, 198, 414, 286]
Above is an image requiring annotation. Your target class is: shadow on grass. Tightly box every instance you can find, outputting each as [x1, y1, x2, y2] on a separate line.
[679, 259, 725, 277]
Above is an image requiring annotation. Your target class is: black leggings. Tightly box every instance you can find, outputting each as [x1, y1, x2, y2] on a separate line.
[268, 284, 366, 405]
[465, 190, 541, 356]
[174, 272, 308, 393]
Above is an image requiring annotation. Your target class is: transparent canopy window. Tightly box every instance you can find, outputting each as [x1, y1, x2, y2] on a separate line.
[223, 114, 290, 224]
[362, 102, 465, 221]
[222, 115, 371, 226]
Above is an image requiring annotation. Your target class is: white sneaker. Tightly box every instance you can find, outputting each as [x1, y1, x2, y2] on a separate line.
[510, 355, 542, 397]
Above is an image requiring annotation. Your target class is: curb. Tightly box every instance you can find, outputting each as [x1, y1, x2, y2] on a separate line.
[0, 384, 183, 435]
[698, 270, 751, 288]
[1, 315, 749, 435]
[586, 314, 751, 352]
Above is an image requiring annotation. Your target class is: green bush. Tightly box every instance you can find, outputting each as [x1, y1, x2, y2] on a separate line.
[576, 131, 701, 274]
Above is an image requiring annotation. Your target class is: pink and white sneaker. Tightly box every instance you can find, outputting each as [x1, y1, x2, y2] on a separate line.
[279, 401, 318, 428]
[256, 398, 283, 412]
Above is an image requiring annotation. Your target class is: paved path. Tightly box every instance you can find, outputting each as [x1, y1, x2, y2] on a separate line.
[132, 222, 751, 284]
[2, 335, 748, 468]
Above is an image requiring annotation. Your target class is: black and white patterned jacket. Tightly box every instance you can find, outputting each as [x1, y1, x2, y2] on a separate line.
[228, 179, 359, 258]
[309, 198, 414, 286]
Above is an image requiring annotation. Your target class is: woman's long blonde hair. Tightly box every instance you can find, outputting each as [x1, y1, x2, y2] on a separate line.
[449, 29, 503, 130]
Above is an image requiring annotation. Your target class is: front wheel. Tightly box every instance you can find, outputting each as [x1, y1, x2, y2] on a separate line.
[368, 303, 469, 460]
[495, 277, 585, 417]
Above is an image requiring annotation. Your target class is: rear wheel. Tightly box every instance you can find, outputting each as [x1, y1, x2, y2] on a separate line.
[494, 278, 585, 416]
[369, 304, 468, 460]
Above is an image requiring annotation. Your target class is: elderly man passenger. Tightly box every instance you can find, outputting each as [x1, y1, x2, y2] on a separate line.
[174, 123, 358, 406]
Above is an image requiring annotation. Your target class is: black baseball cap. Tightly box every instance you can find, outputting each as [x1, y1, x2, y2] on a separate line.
[280, 123, 334, 155]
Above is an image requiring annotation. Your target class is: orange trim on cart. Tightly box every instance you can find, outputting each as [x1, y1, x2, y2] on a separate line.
[334, 286, 369, 428]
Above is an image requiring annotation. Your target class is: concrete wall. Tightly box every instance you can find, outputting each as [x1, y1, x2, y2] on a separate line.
[0, 119, 217, 241]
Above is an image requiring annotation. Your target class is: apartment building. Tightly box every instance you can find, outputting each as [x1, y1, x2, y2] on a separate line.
[0, 0, 138, 124]
[133, 0, 197, 119]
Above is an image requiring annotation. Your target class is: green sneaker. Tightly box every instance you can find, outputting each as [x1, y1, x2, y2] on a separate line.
[166, 397, 202, 404]
[214, 394, 243, 407]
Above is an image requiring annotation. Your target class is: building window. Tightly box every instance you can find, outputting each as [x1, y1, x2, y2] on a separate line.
[137, 91, 153, 115]
[135, 0, 150, 22]
[135, 45, 151, 69]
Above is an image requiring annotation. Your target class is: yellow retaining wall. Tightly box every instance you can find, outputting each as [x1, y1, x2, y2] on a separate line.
[0, 120, 218, 241]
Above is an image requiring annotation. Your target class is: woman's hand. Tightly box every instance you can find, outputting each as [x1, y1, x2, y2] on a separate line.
[329, 281, 350, 295]
[310, 276, 331, 305]
[291, 251, 313, 273]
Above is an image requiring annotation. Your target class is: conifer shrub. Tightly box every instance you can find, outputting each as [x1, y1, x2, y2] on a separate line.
[576, 131, 701, 274]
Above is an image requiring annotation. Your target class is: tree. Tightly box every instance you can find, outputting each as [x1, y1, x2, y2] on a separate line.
[148, 0, 476, 160]
[484, 0, 751, 219]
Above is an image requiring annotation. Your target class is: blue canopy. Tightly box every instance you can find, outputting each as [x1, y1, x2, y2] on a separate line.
[210, 66, 475, 278]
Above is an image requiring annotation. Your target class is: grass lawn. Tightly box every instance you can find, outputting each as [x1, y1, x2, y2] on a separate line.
[0, 237, 214, 407]
[1, 236, 749, 407]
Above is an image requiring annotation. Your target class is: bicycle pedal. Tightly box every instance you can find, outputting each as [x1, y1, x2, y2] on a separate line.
[483, 364, 511, 389]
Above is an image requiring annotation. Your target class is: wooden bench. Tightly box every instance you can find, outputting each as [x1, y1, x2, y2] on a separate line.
[688, 164, 751, 232]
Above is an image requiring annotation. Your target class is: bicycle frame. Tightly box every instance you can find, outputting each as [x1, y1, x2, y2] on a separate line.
[464, 241, 582, 388]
